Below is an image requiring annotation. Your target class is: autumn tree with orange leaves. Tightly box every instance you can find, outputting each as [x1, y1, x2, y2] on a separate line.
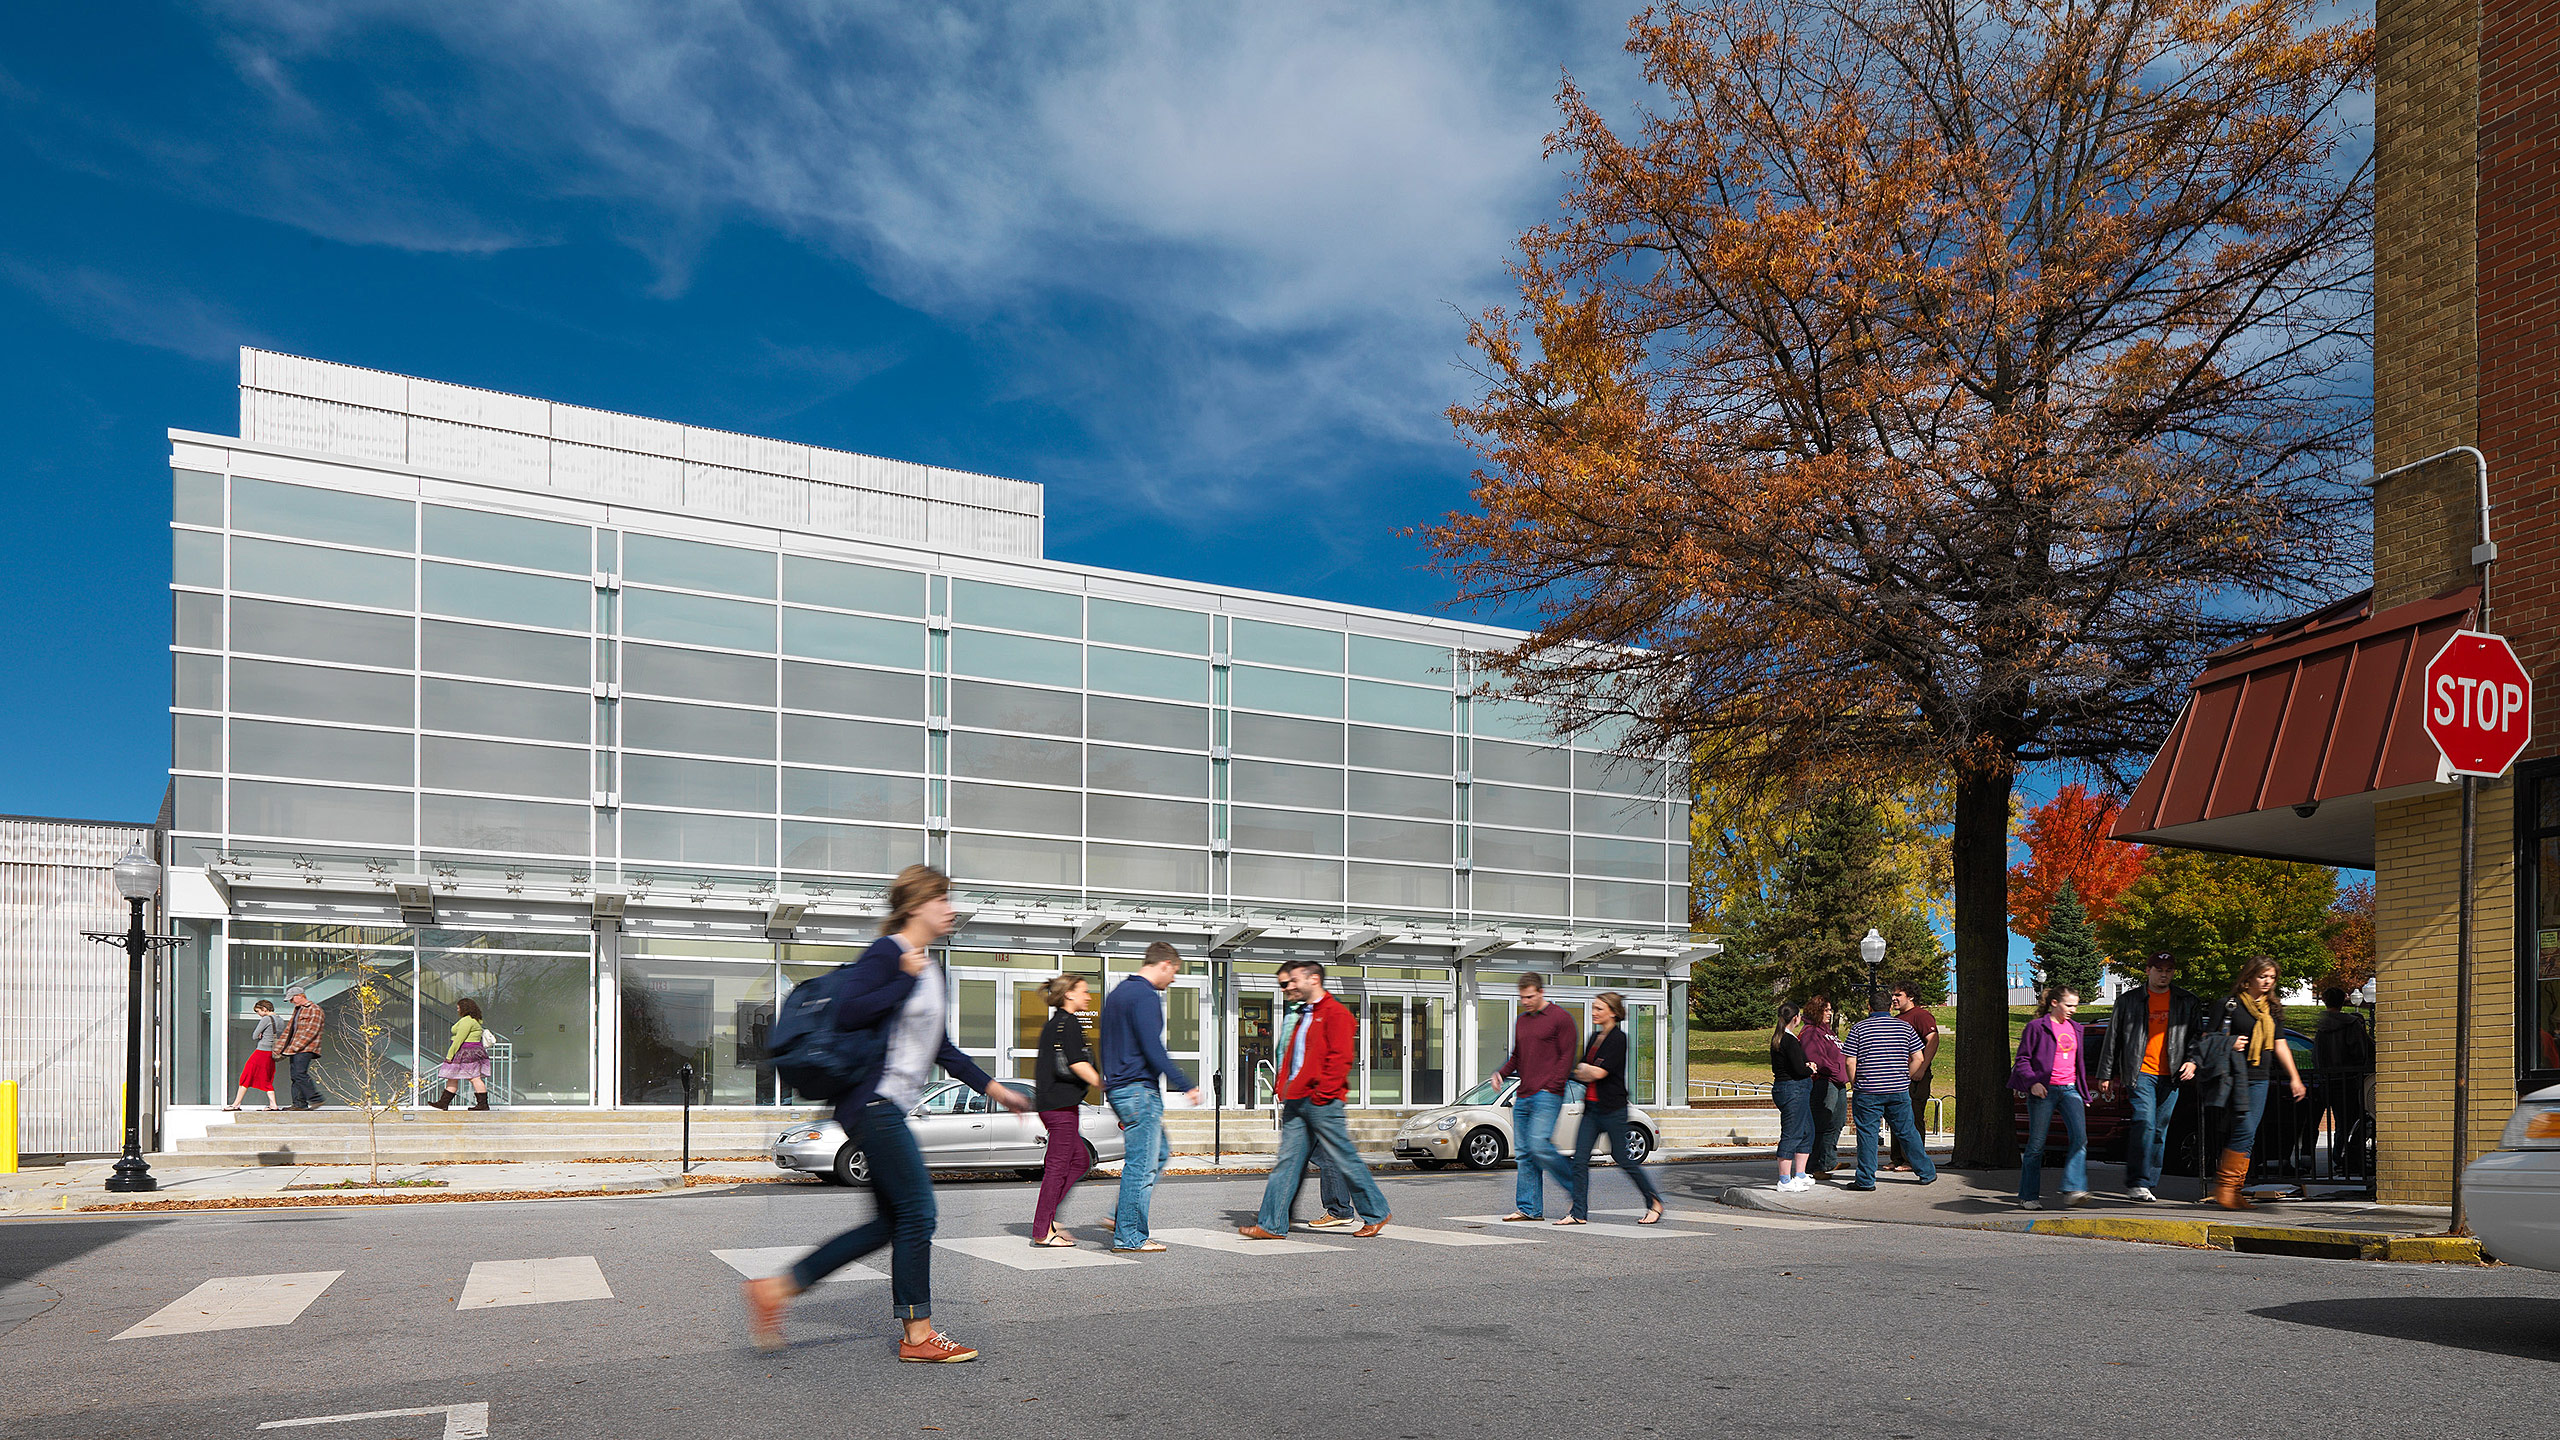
[2009, 784, 2146, 941]
[1432, 0, 2372, 1166]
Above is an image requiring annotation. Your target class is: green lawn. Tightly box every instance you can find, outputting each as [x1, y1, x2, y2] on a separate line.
[1684, 1003, 2329, 1101]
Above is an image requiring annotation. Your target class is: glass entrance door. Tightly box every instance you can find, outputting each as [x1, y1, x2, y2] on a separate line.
[1337, 988, 1452, 1107]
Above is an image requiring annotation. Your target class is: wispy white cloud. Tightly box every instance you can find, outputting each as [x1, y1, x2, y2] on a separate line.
[0, 259, 263, 361]
[183, 0, 1634, 517]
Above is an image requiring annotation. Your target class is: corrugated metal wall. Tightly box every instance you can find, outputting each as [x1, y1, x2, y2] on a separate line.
[1, 817, 151, 1156]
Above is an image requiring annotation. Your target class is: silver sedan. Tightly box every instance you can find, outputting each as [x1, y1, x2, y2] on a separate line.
[1393, 1077, 1658, 1172]
[775, 1080, 1128, 1185]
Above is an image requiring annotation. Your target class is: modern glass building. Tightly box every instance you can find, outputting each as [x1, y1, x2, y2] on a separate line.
[159, 350, 1708, 1115]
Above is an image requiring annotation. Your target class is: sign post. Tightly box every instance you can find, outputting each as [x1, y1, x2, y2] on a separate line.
[2423, 630, 2534, 1236]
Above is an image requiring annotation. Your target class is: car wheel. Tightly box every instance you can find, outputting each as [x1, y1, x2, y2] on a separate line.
[1461, 1127, 1508, 1170]
[1621, 1127, 1653, 1166]
[832, 1142, 870, 1187]
[1411, 1158, 1445, 1171]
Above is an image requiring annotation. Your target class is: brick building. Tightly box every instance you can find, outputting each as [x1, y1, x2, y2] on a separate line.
[2112, 0, 2557, 1205]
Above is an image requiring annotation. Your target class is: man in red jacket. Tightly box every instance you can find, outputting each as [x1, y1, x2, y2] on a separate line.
[1240, 961, 1391, 1239]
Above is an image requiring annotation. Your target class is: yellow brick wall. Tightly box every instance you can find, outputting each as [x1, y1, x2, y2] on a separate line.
[2372, 783, 2519, 1204]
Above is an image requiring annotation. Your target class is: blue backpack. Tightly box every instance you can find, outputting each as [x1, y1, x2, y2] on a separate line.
[769, 966, 888, 1103]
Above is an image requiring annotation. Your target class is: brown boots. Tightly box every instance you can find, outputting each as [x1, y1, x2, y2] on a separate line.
[470, 1091, 489, 1110]
[427, 1089, 453, 1110]
[2209, 1150, 2253, 1209]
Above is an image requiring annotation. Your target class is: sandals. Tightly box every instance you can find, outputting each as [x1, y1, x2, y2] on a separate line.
[1639, 1203, 1665, 1226]
[1032, 1231, 1078, 1248]
[221, 1105, 243, 1112]
[1500, 1212, 1542, 1223]
[1550, 1216, 1588, 1226]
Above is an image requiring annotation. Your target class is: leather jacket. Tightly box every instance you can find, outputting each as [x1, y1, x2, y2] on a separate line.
[2090, 984, 2200, 1085]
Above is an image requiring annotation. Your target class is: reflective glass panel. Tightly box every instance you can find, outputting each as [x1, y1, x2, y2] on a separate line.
[1474, 783, 1569, 830]
[623, 809, 776, 866]
[782, 555, 925, 615]
[1088, 697, 1208, 750]
[1577, 752, 1667, 797]
[1232, 807, 1341, 855]
[950, 781, 1080, 835]
[1349, 817, 1450, 864]
[780, 714, 926, 771]
[1474, 826, 1569, 874]
[1349, 863, 1449, 910]
[1350, 680, 1449, 732]
[424, 506, 589, 573]
[1230, 853, 1342, 902]
[781, 768, 926, 823]
[173, 529, 221, 587]
[782, 662, 928, 720]
[1232, 665, 1341, 719]
[1087, 646, 1208, 702]
[1088, 745, 1210, 798]
[1472, 738, 1571, 787]
[230, 780, 413, 845]
[235, 599, 414, 668]
[1089, 843, 1207, 895]
[174, 777, 221, 832]
[624, 644, 777, 705]
[1579, 836, 1668, 881]
[952, 680, 1080, 736]
[618, 958, 777, 1105]
[231, 719, 413, 786]
[782, 820, 922, 875]
[233, 537, 414, 610]
[422, 678, 589, 743]
[624, 534, 775, 598]
[626, 589, 775, 651]
[953, 580, 1081, 638]
[233, 659, 413, 727]
[1575, 792, 1664, 838]
[1475, 870, 1568, 917]
[173, 468, 223, 526]
[1474, 697, 1559, 744]
[952, 629, 1081, 687]
[1089, 794, 1209, 845]
[174, 713, 221, 771]
[1349, 634, 1450, 685]
[623, 698, 776, 760]
[232, 478, 414, 550]
[1231, 759, 1340, 809]
[422, 619, 584, 685]
[782, 609, 925, 668]
[175, 592, 222, 649]
[1089, 598, 1209, 654]
[1575, 879, 1666, 923]
[1232, 619, 1342, 671]
[622, 754, 775, 812]
[424, 562, 590, 630]
[1350, 771, 1453, 821]
[951, 732, 1080, 786]
[422, 794, 590, 854]
[419, 950, 592, 1105]
[1351, 725, 1452, 775]
[950, 833, 1079, 887]
[176, 653, 222, 710]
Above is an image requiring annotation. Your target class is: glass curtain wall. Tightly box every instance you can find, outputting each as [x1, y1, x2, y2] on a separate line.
[616, 936, 871, 1105]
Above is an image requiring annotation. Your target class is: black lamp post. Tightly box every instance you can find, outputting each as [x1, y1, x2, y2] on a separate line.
[1860, 927, 1887, 1014]
[84, 844, 187, 1194]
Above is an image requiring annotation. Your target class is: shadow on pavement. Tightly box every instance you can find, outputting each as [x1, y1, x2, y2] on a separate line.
[2252, 1296, 2560, 1361]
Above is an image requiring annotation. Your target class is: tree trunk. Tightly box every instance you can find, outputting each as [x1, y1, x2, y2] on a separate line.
[1950, 766, 2019, 1169]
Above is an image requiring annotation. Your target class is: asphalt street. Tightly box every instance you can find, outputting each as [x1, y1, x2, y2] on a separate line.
[4, 1163, 2556, 1440]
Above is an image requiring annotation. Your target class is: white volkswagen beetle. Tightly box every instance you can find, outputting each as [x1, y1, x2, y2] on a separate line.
[2464, 1082, 2560, 1272]
[1393, 1076, 1658, 1172]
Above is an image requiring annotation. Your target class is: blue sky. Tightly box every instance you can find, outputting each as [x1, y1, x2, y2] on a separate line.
[2, 1, 1651, 823]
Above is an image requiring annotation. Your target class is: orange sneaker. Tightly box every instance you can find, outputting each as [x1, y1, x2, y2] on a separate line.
[742, 1276, 793, 1352]
[898, 1331, 979, 1363]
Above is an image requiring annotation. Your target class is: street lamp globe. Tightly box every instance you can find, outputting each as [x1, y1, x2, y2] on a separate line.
[1859, 928, 1886, 968]
[110, 844, 161, 902]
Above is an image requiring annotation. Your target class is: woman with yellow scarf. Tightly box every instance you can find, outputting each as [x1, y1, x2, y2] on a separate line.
[2206, 958, 2308, 1209]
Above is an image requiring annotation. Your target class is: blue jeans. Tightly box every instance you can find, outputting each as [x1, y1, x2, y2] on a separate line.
[2019, 1084, 2089, 1200]
[2123, 1073, 2181, 1188]
[1808, 1080, 1845, 1170]
[1512, 1089, 1570, 1216]
[1568, 1105, 1662, 1219]
[1258, 1097, 1388, 1233]
[1312, 1147, 1355, 1221]
[1851, 1090, 1936, 1187]
[1772, 1077, 1814, 1160]
[793, 1099, 936, 1319]
[1107, 1083, 1171, 1248]
[2223, 1077, 2271, 1158]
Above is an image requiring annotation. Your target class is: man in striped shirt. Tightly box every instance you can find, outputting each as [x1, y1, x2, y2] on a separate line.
[1844, 1005, 1937, 1190]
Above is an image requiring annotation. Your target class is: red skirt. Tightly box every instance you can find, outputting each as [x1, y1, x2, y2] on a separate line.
[239, 1048, 277, 1090]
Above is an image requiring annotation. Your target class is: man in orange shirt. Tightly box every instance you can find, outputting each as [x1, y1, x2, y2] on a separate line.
[2093, 953, 2199, 1202]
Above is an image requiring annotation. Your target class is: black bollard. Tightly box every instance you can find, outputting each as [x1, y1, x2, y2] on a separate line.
[678, 1062, 695, 1175]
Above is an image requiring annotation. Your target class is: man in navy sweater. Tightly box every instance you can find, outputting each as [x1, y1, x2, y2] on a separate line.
[1101, 942, 1201, 1252]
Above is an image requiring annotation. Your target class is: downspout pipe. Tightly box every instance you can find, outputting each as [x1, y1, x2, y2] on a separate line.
[2368, 444, 2495, 621]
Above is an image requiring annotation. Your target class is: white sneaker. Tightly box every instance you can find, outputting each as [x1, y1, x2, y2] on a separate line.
[2019, 1198, 2042, 1210]
[2064, 1191, 2090, 1208]
[2125, 1186, 2157, 1203]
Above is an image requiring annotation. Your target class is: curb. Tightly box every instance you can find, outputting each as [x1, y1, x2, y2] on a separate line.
[1711, 1187, 2485, 1263]
[37, 1174, 685, 1215]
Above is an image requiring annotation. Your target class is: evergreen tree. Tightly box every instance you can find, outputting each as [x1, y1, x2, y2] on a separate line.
[2032, 882, 2105, 1001]
[1688, 948, 1778, 1031]
[1741, 794, 1946, 1015]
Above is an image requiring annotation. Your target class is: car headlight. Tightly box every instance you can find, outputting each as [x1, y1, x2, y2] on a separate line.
[1435, 1116, 1459, 1132]
[2499, 1101, 2560, 1150]
[780, 1125, 820, 1143]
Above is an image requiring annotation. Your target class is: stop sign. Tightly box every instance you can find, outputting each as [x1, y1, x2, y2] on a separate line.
[2424, 630, 2534, 777]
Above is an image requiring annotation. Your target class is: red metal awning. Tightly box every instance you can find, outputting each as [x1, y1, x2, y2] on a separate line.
[2111, 586, 2477, 868]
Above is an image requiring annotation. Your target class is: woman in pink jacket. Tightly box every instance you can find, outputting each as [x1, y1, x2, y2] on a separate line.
[2009, 986, 2091, 1210]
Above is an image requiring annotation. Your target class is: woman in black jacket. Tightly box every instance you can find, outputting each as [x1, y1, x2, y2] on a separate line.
[2203, 956, 2309, 1210]
[1027, 974, 1102, 1246]
[1560, 992, 1665, 1225]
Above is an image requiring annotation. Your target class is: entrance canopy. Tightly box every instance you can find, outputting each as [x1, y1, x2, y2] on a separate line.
[2112, 587, 2476, 867]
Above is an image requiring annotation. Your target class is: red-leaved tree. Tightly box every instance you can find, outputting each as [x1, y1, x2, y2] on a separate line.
[2009, 785, 2146, 941]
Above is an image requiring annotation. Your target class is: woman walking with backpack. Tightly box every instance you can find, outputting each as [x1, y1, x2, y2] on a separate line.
[1027, 974, 1102, 1246]
[742, 864, 1034, 1362]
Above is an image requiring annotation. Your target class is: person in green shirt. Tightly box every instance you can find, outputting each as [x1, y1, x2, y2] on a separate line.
[428, 998, 490, 1111]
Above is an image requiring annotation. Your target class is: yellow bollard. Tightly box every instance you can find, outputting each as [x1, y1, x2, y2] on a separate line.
[1, 1080, 17, 1174]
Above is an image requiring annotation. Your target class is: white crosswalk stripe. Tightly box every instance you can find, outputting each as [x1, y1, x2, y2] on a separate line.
[1363, 1226, 1543, 1247]
[456, 1256, 614, 1310]
[934, 1236, 1140, 1271]
[1446, 1214, 1707, 1238]
[711, 1247, 884, 1283]
[115, 1272, 343, 1340]
[1592, 1207, 1849, 1231]
[1150, 1227, 1351, 1256]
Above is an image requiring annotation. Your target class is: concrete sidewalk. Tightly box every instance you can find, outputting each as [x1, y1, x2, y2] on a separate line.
[1, 1144, 1752, 1216]
[1705, 1156, 2481, 1263]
